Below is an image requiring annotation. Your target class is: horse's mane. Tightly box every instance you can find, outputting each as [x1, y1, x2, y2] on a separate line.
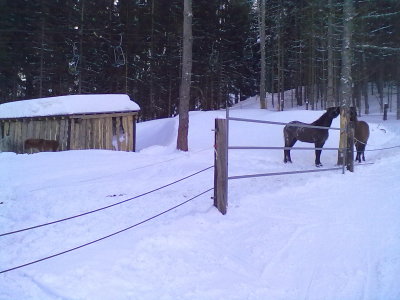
[311, 111, 332, 126]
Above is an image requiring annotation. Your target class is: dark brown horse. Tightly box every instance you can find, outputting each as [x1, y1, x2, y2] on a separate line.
[350, 109, 370, 163]
[283, 107, 340, 167]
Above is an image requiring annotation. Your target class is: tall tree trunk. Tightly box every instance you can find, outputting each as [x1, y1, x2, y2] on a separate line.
[177, 0, 192, 151]
[258, 0, 266, 109]
[39, 0, 45, 98]
[362, 52, 369, 114]
[150, 0, 155, 118]
[326, 0, 335, 108]
[378, 63, 384, 112]
[297, 41, 303, 106]
[78, 0, 84, 94]
[278, 10, 284, 112]
[338, 0, 354, 170]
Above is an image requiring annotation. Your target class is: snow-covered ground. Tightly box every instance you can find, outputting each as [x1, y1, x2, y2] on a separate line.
[1, 93, 400, 300]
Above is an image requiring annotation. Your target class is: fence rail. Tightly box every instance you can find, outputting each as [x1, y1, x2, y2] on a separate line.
[228, 167, 343, 181]
[229, 146, 345, 151]
[228, 116, 342, 131]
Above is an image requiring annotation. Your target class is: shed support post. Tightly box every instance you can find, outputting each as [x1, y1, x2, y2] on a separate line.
[214, 118, 228, 215]
[346, 120, 354, 172]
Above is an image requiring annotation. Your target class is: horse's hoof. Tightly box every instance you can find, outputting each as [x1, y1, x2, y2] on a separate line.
[316, 163, 323, 167]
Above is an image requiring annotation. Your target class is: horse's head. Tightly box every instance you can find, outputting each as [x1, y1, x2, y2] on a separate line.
[326, 107, 340, 118]
[349, 107, 358, 122]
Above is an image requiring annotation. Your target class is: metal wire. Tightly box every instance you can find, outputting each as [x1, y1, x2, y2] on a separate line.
[364, 145, 400, 152]
[0, 188, 214, 274]
[229, 146, 345, 151]
[0, 166, 213, 237]
[228, 117, 342, 131]
[228, 167, 343, 180]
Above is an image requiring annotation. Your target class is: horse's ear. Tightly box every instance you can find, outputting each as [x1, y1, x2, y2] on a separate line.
[327, 106, 340, 117]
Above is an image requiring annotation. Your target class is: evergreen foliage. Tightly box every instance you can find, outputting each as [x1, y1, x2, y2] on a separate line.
[0, 0, 399, 120]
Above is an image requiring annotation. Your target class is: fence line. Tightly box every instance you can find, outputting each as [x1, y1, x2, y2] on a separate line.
[228, 116, 342, 131]
[29, 147, 214, 190]
[228, 167, 343, 181]
[213, 115, 348, 214]
[0, 187, 214, 274]
[0, 166, 214, 237]
[365, 145, 400, 152]
[230, 145, 400, 153]
[229, 146, 345, 151]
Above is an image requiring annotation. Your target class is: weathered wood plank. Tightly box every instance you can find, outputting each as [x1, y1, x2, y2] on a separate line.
[59, 119, 67, 151]
[26, 120, 33, 141]
[124, 116, 131, 151]
[3, 122, 11, 151]
[95, 118, 99, 149]
[121, 116, 130, 151]
[90, 118, 97, 149]
[21, 120, 29, 152]
[106, 117, 113, 150]
[103, 118, 107, 149]
[81, 119, 87, 149]
[15, 121, 22, 153]
[132, 115, 136, 151]
[70, 118, 76, 150]
[87, 118, 93, 149]
[115, 117, 121, 151]
[214, 118, 228, 215]
[8, 121, 15, 152]
[67, 118, 73, 150]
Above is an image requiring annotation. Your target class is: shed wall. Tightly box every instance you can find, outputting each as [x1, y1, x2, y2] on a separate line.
[0, 112, 137, 153]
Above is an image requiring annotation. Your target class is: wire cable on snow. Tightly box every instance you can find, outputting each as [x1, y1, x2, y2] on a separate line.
[0, 166, 213, 237]
[364, 145, 400, 152]
[0, 187, 214, 275]
[30, 147, 214, 190]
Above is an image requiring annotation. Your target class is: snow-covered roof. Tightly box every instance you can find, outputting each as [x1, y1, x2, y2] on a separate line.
[0, 94, 140, 119]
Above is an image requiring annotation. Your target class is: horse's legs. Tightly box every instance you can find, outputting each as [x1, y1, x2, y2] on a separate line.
[355, 151, 361, 163]
[355, 143, 365, 163]
[284, 138, 296, 163]
[361, 144, 366, 161]
[314, 142, 325, 167]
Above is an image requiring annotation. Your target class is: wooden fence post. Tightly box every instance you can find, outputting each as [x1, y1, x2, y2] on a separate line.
[214, 118, 228, 215]
[346, 121, 354, 172]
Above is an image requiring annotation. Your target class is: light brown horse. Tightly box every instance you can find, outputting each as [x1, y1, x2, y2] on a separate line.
[350, 108, 370, 163]
[24, 139, 59, 153]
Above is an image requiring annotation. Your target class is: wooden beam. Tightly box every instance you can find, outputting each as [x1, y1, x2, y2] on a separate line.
[214, 118, 228, 215]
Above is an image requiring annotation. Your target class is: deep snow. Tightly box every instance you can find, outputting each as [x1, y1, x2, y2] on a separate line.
[1, 94, 400, 300]
[0, 94, 139, 118]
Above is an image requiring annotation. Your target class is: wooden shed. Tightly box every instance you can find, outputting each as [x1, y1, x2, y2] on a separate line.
[0, 94, 140, 153]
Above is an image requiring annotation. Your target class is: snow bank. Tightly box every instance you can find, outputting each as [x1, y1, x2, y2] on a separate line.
[1, 91, 400, 300]
[0, 94, 140, 118]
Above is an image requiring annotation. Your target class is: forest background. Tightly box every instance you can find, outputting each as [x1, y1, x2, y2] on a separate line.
[0, 0, 399, 121]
